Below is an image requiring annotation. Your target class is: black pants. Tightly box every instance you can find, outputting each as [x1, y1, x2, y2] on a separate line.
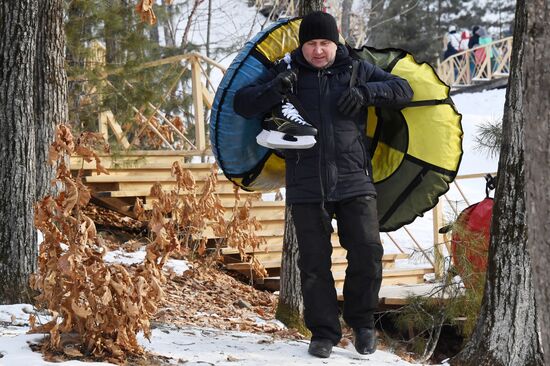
[291, 195, 383, 345]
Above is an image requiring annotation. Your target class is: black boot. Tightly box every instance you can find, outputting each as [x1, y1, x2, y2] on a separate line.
[354, 328, 377, 354]
[308, 339, 333, 358]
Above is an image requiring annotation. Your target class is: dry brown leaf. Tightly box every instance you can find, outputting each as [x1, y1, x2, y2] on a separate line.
[135, 0, 157, 25]
[71, 300, 92, 319]
[133, 198, 146, 221]
[62, 178, 78, 216]
[63, 346, 84, 357]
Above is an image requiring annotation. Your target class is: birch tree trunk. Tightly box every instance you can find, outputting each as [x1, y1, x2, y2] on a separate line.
[275, 0, 323, 333]
[451, 2, 544, 365]
[0, 0, 39, 304]
[34, 0, 67, 200]
[523, 1, 550, 361]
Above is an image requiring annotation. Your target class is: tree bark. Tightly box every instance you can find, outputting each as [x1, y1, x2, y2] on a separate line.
[275, 1, 323, 333]
[341, 0, 353, 42]
[451, 2, 544, 365]
[275, 207, 309, 335]
[34, 0, 67, 200]
[523, 1, 550, 362]
[298, 0, 324, 16]
[0, 0, 39, 304]
[163, 0, 176, 48]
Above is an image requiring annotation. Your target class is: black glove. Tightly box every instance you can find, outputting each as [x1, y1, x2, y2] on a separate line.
[337, 87, 367, 117]
[273, 70, 297, 96]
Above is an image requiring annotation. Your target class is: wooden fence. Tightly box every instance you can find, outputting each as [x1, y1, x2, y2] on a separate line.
[73, 41, 226, 154]
[437, 37, 512, 87]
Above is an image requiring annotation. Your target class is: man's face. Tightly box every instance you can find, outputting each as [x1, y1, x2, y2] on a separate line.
[301, 39, 337, 69]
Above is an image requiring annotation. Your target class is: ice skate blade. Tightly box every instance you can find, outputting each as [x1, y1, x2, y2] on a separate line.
[265, 131, 316, 149]
[256, 129, 271, 148]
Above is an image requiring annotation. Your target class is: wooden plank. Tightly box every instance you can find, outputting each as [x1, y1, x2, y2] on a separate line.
[70, 156, 214, 170]
[87, 169, 215, 178]
[104, 111, 130, 149]
[223, 249, 405, 264]
[98, 111, 109, 141]
[258, 267, 434, 292]
[90, 195, 137, 219]
[85, 174, 226, 183]
[115, 180, 250, 193]
[191, 56, 206, 151]
[202, 86, 213, 109]
[203, 224, 284, 238]
[433, 200, 445, 278]
[94, 189, 256, 199]
[143, 198, 284, 209]
[334, 268, 432, 282]
[226, 252, 400, 271]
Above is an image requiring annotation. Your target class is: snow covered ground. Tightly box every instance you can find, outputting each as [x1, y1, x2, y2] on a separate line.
[0, 88, 505, 366]
[0, 305, 412, 365]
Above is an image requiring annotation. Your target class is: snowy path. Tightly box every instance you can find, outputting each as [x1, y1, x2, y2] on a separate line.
[0, 304, 413, 366]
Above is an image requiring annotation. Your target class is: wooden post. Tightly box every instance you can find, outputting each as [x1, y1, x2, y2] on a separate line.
[191, 55, 207, 152]
[433, 200, 445, 279]
[104, 111, 130, 149]
[98, 111, 109, 142]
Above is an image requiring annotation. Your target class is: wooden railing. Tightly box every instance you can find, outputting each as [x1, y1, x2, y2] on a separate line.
[376, 172, 495, 278]
[72, 41, 226, 154]
[437, 37, 512, 87]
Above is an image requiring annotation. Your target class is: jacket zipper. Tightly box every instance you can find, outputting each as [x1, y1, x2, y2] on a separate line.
[353, 121, 370, 177]
[318, 69, 329, 201]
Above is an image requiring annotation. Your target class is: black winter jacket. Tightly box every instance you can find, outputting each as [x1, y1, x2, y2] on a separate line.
[234, 45, 413, 204]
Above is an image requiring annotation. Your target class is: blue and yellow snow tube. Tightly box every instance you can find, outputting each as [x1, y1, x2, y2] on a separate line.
[210, 18, 463, 231]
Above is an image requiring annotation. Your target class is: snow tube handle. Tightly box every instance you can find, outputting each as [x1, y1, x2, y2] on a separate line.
[484, 174, 496, 197]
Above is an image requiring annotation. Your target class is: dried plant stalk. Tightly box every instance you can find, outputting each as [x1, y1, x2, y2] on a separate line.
[31, 125, 177, 364]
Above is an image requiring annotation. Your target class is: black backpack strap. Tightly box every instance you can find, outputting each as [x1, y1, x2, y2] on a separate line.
[350, 59, 360, 88]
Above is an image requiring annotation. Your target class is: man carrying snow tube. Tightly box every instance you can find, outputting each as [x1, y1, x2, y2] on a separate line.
[233, 11, 413, 358]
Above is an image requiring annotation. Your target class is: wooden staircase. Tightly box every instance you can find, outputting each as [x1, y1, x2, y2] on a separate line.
[72, 152, 434, 299]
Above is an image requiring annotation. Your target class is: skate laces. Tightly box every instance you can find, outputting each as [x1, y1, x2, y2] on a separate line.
[281, 102, 311, 126]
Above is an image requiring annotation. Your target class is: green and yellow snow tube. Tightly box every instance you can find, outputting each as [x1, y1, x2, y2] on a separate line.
[211, 18, 463, 231]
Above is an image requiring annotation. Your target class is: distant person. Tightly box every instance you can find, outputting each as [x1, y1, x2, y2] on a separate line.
[468, 25, 480, 49]
[459, 30, 470, 52]
[443, 25, 461, 59]
[473, 27, 492, 66]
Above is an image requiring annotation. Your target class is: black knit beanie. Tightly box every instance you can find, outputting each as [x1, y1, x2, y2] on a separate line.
[299, 11, 339, 45]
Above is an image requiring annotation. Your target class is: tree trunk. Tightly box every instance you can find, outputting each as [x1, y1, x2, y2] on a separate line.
[275, 1, 323, 333]
[34, 0, 67, 200]
[341, 0, 353, 42]
[0, 0, 39, 304]
[275, 207, 309, 335]
[298, 0, 324, 16]
[523, 1, 550, 362]
[451, 2, 544, 365]
[163, 0, 176, 48]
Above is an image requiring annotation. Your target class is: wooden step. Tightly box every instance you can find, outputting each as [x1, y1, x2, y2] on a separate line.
[114, 179, 249, 193]
[144, 198, 285, 219]
[87, 169, 217, 179]
[225, 254, 407, 272]
[85, 174, 226, 183]
[70, 153, 214, 169]
[93, 189, 258, 199]
[335, 267, 433, 288]
[256, 267, 434, 292]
